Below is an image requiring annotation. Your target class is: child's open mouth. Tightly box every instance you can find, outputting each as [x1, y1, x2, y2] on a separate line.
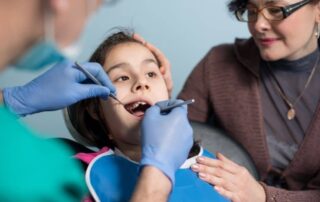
[124, 101, 151, 117]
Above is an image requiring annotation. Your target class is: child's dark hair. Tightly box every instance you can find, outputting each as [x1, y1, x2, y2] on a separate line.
[90, 29, 142, 66]
[68, 30, 200, 157]
[68, 30, 140, 149]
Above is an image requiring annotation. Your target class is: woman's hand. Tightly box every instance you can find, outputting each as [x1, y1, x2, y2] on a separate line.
[191, 152, 266, 202]
[133, 34, 173, 95]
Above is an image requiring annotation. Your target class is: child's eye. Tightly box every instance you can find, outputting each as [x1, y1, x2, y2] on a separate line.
[115, 76, 129, 82]
[146, 72, 157, 78]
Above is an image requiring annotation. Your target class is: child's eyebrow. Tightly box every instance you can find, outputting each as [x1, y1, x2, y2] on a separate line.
[107, 63, 128, 73]
[107, 58, 159, 73]
[143, 58, 159, 66]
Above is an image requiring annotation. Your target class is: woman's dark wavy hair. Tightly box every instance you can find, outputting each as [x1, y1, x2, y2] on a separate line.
[228, 0, 248, 12]
[67, 29, 200, 156]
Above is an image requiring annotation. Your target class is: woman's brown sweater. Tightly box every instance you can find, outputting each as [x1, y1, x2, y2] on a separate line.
[179, 38, 320, 201]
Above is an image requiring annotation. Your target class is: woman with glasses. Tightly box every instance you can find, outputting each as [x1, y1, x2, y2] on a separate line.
[178, 0, 320, 201]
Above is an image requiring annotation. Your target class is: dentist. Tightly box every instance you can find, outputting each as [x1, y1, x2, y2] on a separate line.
[0, 0, 191, 201]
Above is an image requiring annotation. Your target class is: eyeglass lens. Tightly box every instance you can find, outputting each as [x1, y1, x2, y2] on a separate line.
[239, 7, 283, 22]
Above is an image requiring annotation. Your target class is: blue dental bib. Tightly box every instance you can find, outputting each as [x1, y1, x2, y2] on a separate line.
[86, 149, 229, 202]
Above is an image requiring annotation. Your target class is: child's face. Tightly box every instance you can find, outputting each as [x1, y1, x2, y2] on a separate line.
[99, 42, 169, 150]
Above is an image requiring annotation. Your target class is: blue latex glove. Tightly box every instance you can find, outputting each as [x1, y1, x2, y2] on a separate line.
[3, 60, 115, 116]
[140, 99, 193, 185]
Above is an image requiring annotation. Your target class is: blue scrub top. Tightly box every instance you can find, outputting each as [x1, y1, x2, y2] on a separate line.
[0, 106, 86, 201]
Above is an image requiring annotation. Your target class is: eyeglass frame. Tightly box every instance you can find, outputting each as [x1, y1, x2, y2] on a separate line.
[235, 0, 311, 22]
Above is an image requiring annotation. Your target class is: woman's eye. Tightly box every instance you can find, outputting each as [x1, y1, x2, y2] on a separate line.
[115, 76, 129, 82]
[146, 72, 157, 78]
[267, 7, 281, 14]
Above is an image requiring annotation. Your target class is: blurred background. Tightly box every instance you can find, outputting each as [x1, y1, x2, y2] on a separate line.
[0, 0, 249, 138]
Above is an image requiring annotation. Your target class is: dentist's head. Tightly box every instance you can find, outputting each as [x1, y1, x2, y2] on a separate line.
[0, 0, 104, 70]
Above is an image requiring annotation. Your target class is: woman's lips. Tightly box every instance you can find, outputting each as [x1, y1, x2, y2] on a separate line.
[259, 38, 278, 46]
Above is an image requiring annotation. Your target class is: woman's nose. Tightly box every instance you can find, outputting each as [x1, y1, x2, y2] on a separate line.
[252, 12, 271, 33]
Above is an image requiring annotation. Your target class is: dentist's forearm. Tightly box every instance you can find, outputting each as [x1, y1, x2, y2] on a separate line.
[130, 166, 171, 202]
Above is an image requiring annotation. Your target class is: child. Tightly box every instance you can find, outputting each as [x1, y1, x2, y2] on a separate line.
[67, 30, 229, 202]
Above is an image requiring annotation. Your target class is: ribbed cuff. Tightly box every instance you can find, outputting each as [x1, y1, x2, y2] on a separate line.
[2, 87, 26, 117]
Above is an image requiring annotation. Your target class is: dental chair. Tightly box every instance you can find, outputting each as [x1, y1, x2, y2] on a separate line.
[191, 121, 258, 179]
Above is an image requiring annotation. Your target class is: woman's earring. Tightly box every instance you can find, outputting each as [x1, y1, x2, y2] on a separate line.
[315, 23, 320, 39]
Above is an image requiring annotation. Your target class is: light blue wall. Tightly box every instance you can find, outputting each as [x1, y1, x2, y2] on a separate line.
[0, 0, 250, 138]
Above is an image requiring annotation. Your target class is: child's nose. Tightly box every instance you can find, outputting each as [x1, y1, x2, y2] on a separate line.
[133, 79, 150, 92]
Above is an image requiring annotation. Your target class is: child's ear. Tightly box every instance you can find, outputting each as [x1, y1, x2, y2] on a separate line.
[107, 133, 114, 140]
[86, 100, 100, 121]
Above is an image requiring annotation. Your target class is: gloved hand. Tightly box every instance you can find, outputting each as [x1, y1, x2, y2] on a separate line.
[140, 99, 193, 185]
[3, 60, 115, 116]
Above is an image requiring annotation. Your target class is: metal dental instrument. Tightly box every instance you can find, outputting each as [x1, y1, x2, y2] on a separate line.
[160, 99, 195, 113]
[74, 62, 124, 105]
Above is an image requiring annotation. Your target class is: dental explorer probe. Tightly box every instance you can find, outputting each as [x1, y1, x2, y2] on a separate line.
[160, 99, 195, 113]
[74, 62, 124, 105]
[75, 62, 194, 112]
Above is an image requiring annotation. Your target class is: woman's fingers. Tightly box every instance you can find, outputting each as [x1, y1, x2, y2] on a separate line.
[192, 155, 250, 190]
[132, 33, 146, 44]
[195, 155, 239, 175]
[217, 152, 239, 167]
[144, 42, 173, 94]
[132, 34, 170, 72]
[132, 33, 173, 95]
[192, 154, 266, 202]
[198, 170, 237, 191]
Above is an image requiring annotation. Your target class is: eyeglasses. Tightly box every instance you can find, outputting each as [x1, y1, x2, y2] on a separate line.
[235, 0, 311, 22]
